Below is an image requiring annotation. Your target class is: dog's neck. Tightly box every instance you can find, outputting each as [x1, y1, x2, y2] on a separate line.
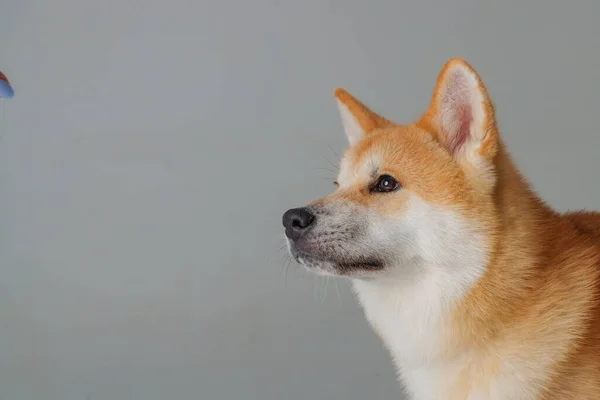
[457, 144, 560, 344]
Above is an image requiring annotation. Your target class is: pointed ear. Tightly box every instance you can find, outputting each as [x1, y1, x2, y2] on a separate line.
[418, 58, 498, 161]
[334, 88, 394, 145]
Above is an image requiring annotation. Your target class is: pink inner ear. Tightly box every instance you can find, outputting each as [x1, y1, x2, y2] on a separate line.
[448, 104, 471, 153]
[441, 70, 474, 154]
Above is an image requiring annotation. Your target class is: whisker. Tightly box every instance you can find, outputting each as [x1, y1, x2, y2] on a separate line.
[321, 277, 330, 303]
[327, 145, 341, 163]
[269, 234, 288, 242]
[284, 257, 293, 285]
[280, 254, 294, 286]
[266, 242, 290, 267]
[344, 278, 353, 291]
[333, 279, 342, 306]
[321, 154, 338, 171]
[312, 167, 336, 174]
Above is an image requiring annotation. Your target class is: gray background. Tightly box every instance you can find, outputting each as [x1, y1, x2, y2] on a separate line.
[1, 1, 599, 399]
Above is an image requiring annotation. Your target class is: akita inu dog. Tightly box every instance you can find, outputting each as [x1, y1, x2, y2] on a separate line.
[282, 58, 600, 399]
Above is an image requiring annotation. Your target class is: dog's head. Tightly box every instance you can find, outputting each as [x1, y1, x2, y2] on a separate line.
[283, 58, 501, 280]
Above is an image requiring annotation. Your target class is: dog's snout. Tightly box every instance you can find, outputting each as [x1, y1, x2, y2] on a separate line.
[283, 207, 315, 240]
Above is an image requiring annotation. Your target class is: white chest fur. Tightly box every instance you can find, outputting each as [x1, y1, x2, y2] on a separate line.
[352, 273, 545, 400]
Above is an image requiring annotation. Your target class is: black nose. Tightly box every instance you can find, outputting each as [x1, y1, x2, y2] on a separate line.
[282, 207, 316, 240]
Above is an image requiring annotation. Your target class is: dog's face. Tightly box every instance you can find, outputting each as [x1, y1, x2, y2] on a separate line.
[283, 59, 500, 280]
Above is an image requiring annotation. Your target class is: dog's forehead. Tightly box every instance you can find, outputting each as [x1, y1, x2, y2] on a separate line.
[337, 143, 383, 187]
[336, 127, 438, 187]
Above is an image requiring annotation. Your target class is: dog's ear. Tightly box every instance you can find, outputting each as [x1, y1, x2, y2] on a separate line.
[418, 58, 499, 162]
[334, 88, 394, 145]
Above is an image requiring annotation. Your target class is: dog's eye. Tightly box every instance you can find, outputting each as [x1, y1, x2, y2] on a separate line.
[372, 175, 400, 193]
[333, 181, 339, 187]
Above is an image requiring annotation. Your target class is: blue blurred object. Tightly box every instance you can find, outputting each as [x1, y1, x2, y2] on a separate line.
[0, 71, 14, 99]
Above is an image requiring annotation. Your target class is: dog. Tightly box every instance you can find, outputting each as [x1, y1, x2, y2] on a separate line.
[282, 58, 600, 399]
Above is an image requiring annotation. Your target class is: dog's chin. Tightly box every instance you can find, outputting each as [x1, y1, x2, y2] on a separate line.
[294, 255, 340, 277]
[290, 247, 385, 278]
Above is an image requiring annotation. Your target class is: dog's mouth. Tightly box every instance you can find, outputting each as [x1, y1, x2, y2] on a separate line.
[289, 244, 384, 275]
[335, 260, 385, 271]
